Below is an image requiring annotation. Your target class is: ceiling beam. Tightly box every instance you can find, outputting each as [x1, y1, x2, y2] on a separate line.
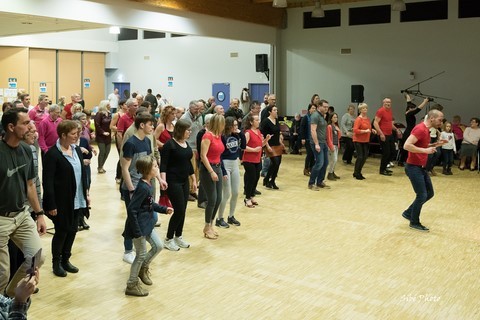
[129, 0, 286, 28]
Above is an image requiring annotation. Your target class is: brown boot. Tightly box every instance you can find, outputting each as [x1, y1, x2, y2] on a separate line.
[139, 266, 152, 286]
[125, 281, 149, 297]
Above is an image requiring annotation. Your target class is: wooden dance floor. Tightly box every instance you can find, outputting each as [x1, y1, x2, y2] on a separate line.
[29, 152, 479, 319]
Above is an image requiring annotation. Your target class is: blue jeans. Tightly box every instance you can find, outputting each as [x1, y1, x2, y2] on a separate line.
[309, 142, 329, 185]
[127, 230, 163, 284]
[261, 156, 271, 176]
[120, 188, 134, 252]
[403, 164, 434, 225]
[441, 149, 454, 169]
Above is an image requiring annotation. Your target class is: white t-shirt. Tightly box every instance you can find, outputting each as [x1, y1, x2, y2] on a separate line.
[108, 93, 119, 109]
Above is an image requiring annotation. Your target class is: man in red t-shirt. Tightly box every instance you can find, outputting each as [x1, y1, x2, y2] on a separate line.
[402, 109, 445, 232]
[61, 93, 81, 120]
[116, 98, 139, 143]
[373, 98, 401, 175]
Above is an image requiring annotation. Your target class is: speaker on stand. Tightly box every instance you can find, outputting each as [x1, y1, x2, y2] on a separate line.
[255, 54, 269, 80]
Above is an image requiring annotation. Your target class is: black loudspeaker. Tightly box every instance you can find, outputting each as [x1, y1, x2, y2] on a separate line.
[255, 54, 268, 72]
[351, 85, 364, 103]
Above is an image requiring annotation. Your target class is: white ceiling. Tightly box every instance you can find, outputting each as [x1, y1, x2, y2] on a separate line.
[0, 11, 106, 37]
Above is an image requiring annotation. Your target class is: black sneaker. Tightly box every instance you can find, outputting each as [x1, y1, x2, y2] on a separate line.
[409, 223, 429, 232]
[215, 218, 229, 228]
[402, 212, 411, 221]
[227, 216, 241, 226]
[379, 170, 392, 176]
[254, 189, 262, 195]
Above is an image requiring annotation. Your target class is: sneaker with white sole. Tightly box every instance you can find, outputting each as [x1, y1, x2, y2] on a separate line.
[174, 236, 190, 248]
[123, 251, 136, 264]
[164, 238, 180, 251]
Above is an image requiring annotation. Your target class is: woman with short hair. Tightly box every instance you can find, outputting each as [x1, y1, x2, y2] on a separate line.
[43, 120, 89, 277]
[459, 117, 480, 171]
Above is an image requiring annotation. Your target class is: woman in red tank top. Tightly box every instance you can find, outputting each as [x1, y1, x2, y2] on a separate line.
[243, 114, 270, 207]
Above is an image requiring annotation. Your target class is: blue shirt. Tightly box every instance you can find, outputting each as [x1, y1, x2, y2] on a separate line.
[56, 140, 86, 209]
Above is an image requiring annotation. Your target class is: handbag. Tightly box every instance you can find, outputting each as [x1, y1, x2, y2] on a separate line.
[265, 145, 284, 157]
[158, 193, 172, 207]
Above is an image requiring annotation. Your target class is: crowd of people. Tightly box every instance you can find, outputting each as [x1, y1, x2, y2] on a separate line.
[0, 87, 479, 308]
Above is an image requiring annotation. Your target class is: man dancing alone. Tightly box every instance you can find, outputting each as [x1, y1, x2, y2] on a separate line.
[402, 109, 445, 232]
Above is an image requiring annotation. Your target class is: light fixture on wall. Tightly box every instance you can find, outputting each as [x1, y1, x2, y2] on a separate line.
[109, 26, 120, 34]
[273, 0, 287, 8]
[312, 1, 325, 18]
[392, 0, 406, 12]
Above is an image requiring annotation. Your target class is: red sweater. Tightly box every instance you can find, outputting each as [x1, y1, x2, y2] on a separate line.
[353, 116, 372, 143]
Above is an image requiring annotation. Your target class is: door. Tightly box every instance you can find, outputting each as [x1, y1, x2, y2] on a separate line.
[249, 83, 269, 104]
[113, 82, 131, 100]
[212, 83, 230, 111]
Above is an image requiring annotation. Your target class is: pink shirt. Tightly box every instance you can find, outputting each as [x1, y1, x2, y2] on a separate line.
[28, 105, 49, 127]
[38, 116, 62, 153]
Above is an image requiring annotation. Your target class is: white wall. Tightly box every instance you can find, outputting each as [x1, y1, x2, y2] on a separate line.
[280, 0, 480, 122]
[107, 36, 270, 107]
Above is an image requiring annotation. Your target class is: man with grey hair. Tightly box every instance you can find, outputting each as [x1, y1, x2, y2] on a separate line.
[117, 98, 139, 142]
[225, 98, 243, 123]
[37, 104, 62, 157]
[28, 94, 49, 127]
[214, 105, 225, 116]
[181, 100, 204, 200]
[402, 109, 445, 232]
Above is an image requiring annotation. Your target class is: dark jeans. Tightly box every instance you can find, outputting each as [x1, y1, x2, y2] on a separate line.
[199, 164, 223, 224]
[309, 142, 328, 185]
[342, 137, 355, 163]
[243, 162, 261, 199]
[52, 210, 79, 263]
[120, 188, 134, 251]
[304, 140, 314, 171]
[379, 135, 395, 172]
[353, 142, 369, 176]
[289, 134, 300, 152]
[442, 149, 454, 169]
[115, 139, 122, 180]
[426, 147, 441, 171]
[403, 164, 434, 225]
[265, 155, 282, 184]
[166, 180, 189, 239]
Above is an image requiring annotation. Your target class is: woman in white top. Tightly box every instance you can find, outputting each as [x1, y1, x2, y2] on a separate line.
[459, 117, 480, 171]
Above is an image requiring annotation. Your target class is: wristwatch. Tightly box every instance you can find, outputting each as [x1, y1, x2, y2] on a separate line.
[35, 210, 45, 216]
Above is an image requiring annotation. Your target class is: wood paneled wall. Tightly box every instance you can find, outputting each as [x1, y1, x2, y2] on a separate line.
[0, 47, 105, 108]
[83, 52, 106, 110]
[29, 49, 57, 104]
[58, 50, 82, 106]
[0, 47, 28, 102]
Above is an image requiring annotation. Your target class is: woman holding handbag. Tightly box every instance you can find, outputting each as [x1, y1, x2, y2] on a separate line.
[260, 105, 285, 190]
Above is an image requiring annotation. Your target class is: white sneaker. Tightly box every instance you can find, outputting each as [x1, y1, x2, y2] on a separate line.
[164, 238, 180, 251]
[123, 251, 136, 264]
[387, 162, 395, 168]
[174, 236, 190, 248]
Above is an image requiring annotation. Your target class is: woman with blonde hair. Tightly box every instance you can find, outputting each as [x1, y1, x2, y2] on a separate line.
[199, 114, 225, 239]
[352, 103, 376, 180]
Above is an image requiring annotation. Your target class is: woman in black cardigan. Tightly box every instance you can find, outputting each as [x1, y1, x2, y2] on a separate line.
[43, 120, 89, 277]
